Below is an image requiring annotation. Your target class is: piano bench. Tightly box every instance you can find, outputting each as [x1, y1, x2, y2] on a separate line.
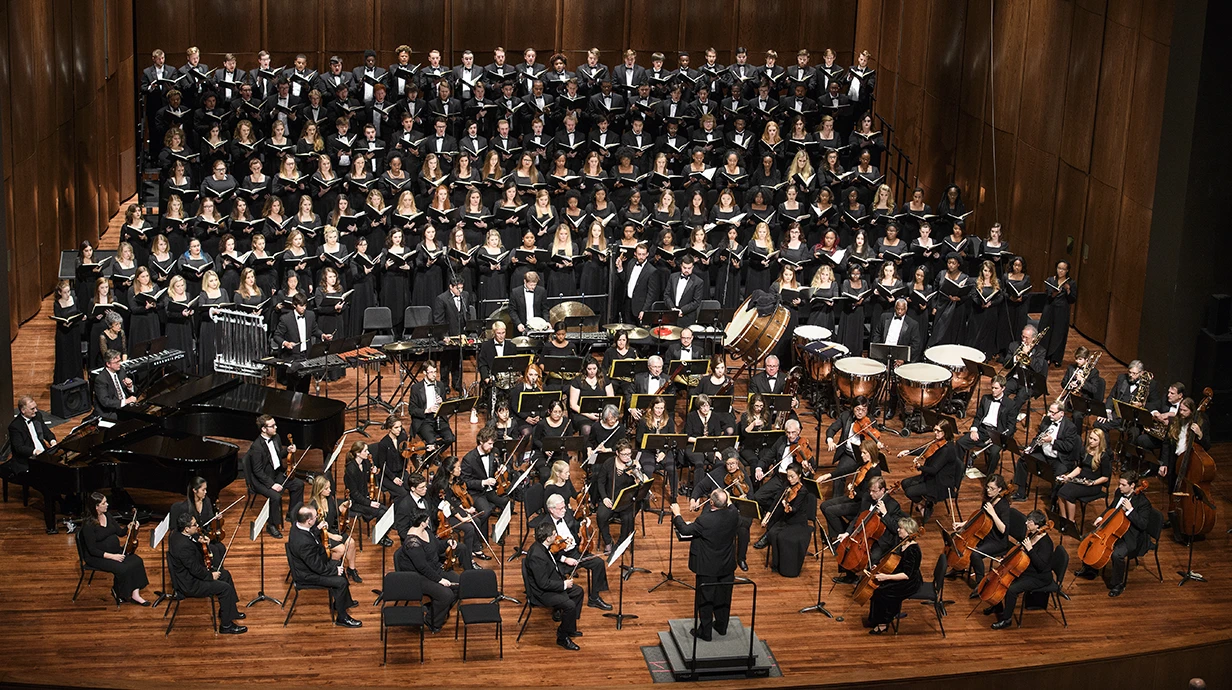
[0, 468, 31, 507]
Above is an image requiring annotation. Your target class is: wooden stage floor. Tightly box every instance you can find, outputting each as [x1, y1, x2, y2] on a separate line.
[1, 206, 1229, 689]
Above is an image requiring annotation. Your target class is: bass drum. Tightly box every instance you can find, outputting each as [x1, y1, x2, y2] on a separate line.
[724, 296, 791, 361]
[925, 345, 986, 394]
[894, 362, 952, 409]
[834, 357, 887, 400]
[801, 340, 849, 382]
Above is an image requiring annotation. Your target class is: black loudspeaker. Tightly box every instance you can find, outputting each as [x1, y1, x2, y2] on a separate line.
[1205, 294, 1231, 335]
[51, 378, 92, 418]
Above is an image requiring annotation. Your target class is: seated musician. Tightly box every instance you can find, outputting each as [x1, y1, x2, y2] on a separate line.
[408, 361, 456, 450]
[1059, 346, 1107, 430]
[956, 375, 1023, 475]
[587, 404, 627, 463]
[820, 444, 886, 553]
[665, 327, 708, 392]
[866, 516, 922, 635]
[986, 509, 1053, 629]
[1095, 359, 1157, 433]
[169, 513, 247, 634]
[750, 355, 786, 394]
[92, 349, 138, 422]
[1010, 401, 1079, 501]
[999, 324, 1046, 395]
[752, 418, 809, 516]
[691, 449, 752, 571]
[1056, 429, 1113, 526]
[825, 396, 884, 468]
[342, 440, 394, 547]
[81, 492, 150, 605]
[4, 395, 60, 533]
[461, 427, 511, 538]
[374, 415, 411, 502]
[1074, 471, 1151, 596]
[953, 474, 1025, 589]
[394, 513, 460, 633]
[831, 474, 901, 584]
[738, 393, 772, 468]
[541, 323, 578, 393]
[394, 473, 432, 542]
[512, 364, 545, 436]
[753, 463, 814, 573]
[476, 320, 512, 392]
[432, 457, 488, 564]
[1158, 396, 1209, 492]
[635, 395, 680, 496]
[532, 494, 612, 610]
[525, 521, 586, 650]
[490, 401, 518, 440]
[169, 477, 227, 565]
[592, 439, 641, 555]
[510, 270, 547, 335]
[532, 400, 572, 481]
[544, 459, 580, 508]
[245, 414, 305, 539]
[690, 356, 736, 408]
[307, 475, 362, 583]
[684, 394, 729, 478]
[287, 505, 362, 628]
[568, 358, 614, 439]
[628, 355, 668, 421]
[899, 418, 961, 522]
[1139, 381, 1183, 453]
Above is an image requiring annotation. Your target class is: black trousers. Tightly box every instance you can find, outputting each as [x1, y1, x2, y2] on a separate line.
[957, 426, 1001, 473]
[821, 495, 860, 536]
[421, 572, 459, 629]
[694, 571, 735, 637]
[753, 474, 785, 516]
[381, 477, 410, 502]
[992, 573, 1051, 622]
[253, 477, 305, 528]
[540, 584, 585, 639]
[597, 504, 635, 548]
[1106, 540, 1134, 589]
[640, 451, 679, 495]
[299, 565, 355, 617]
[471, 491, 506, 538]
[411, 418, 456, 449]
[191, 568, 241, 624]
[1012, 452, 1069, 497]
[574, 552, 609, 594]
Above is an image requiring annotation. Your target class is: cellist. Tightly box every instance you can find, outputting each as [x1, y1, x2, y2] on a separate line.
[987, 509, 1053, 629]
[866, 516, 922, 635]
[691, 449, 753, 571]
[952, 474, 1025, 589]
[393, 513, 459, 634]
[530, 493, 613, 611]
[1158, 396, 1208, 492]
[832, 475, 901, 585]
[342, 440, 393, 547]
[1074, 471, 1151, 597]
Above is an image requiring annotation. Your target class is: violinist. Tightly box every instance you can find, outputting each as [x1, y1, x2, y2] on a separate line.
[899, 419, 961, 522]
[460, 427, 507, 539]
[525, 521, 587, 651]
[753, 419, 810, 515]
[987, 509, 1053, 629]
[245, 415, 305, 539]
[753, 463, 814, 575]
[81, 493, 150, 606]
[953, 474, 1024, 588]
[393, 513, 460, 633]
[393, 473, 432, 542]
[866, 516, 922, 635]
[1010, 402, 1079, 501]
[531, 494, 612, 610]
[956, 375, 1023, 475]
[533, 400, 574, 481]
[1159, 396, 1208, 491]
[544, 459, 579, 506]
[342, 440, 393, 546]
[168, 514, 247, 634]
[408, 362, 456, 450]
[690, 449, 752, 571]
[832, 475, 901, 584]
[671, 489, 740, 641]
[308, 474, 362, 583]
[1074, 471, 1151, 597]
[1056, 429, 1113, 526]
[636, 396, 680, 495]
[169, 477, 226, 566]
[287, 505, 362, 628]
[592, 439, 641, 554]
[825, 396, 884, 467]
[684, 394, 731, 478]
[374, 414, 410, 501]
[432, 457, 487, 566]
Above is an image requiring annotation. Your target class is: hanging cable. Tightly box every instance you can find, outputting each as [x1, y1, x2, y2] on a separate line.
[988, 0, 1000, 220]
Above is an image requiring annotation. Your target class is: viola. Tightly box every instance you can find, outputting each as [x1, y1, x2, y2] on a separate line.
[1170, 388, 1217, 537]
[782, 482, 802, 512]
[976, 521, 1053, 606]
[122, 509, 140, 555]
[451, 480, 475, 510]
[912, 439, 945, 471]
[944, 484, 1015, 571]
[831, 413, 882, 447]
[367, 468, 381, 504]
[845, 454, 880, 500]
[1077, 482, 1147, 569]
[548, 534, 571, 554]
[789, 438, 816, 473]
[435, 510, 461, 572]
[198, 534, 214, 570]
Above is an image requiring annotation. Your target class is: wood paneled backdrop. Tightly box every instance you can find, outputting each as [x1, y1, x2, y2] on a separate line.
[0, 0, 137, 338]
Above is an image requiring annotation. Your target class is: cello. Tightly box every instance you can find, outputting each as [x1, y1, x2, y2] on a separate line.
[834, 482, 901, 573]
[1077, 479, 1148, 569]
[1170, 388, 1217, 538]
[852, 524, 922, 606]
[943, 482, 1016, 571]
[976, 520, 1053, 606]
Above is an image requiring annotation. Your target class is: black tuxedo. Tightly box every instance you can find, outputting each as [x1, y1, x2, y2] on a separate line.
[244, 433, 305, 528]
[432, 290, 472, 336]
[1060, 364, 1106, 427]
[351, 66, 390, 103]
[958, 391, 1026, 473]
[92, 368, 134, 422]
[1013, 415, 1081, 497]
[530, 512, 609, 595]
[750, 371, 786, 395]
[673, 505, 739, 638]
[1100, 374, 1159, 427]
[316, 70, 354, 101]
[611, 64, 647, 94]
[272, 310, 323, 357]
[873, 312, 922, 361]
[665, 340, 708, 367]
[406, 379, 455, 448]
[7, 413, 56, 474]
[459, 447, 508, 533]
[168, 531, 241, 624]
[287, 524, 355, 616]
[343, 458, 385, 521]
[620, 259, 659, 324]
[476, 337, 514, 382]
[524, 541, 584, 639]
[592, 457, 637, 548]
[509, 284, 547, 333]
[661, 272, 705, 325]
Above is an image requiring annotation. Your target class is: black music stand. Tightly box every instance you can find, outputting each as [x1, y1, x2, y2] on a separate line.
[697, 306, 736, 336]
[758, 394, 794, 423]
[689, 394, 734, 416]
[642, 433, 689, 521]
[692, 435, 739, 471]
[742, 430, 786, 468]
[437, 395, 480, 451]
[540, 435, 587, 471]
[630, 393, 678, 419]
[798, 483, 835, 619]
[490, 353, 534, 409]
[609, 358, 648, 384]
[541, 355, 585, 383]
[868, 342, 910, 431]
[514, 390, 563, 421]
[671, 358, 712, 383]
[648, 511, 695, 593]
[960, 360, 999, 419]
[612, 479, 654, 580]
[579, 395, 621, 417]
[1113, 401, 1155, 474]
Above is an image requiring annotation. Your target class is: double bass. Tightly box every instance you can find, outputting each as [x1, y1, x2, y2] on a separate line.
[943, 482, 1016, 571]
[1170, 388, 1217, 537]
[1077, 480, 1148, 569]
[976, 521, 1053, 606]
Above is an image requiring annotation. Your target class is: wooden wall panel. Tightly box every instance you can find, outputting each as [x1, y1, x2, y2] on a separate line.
[1106, 0, 1142, 29]
[377, 0, 445, 61]
[1074, 179, 1119, 341]
[853, 0, 882, 64]
[196, 0, 262, 60]
[1017, 0, 1072, 154]
[682, 0, 735, 57]
[1058, 6, 1103, 171]
[974, 123, 1017, 231]
[1050, 161, 1087, 274]
[1106, 196, 1151, 358]
[1121, 34, 1170, 209]
[324, 0, 376, 53]
[917, 94, 959, 198]
[1138, 0, 1174, 45]
[505, 0, 559, 58]
[450, 0, 507, 63]
[800, 0, 858, 64]
[1007, 141, 1058, 275]
[560, 1, 627, 57]
[627, 0, 680, 55]
[958, 0, 989, 120]
[265, 0, 320, 56]
[36, 137, 60, 292]
[737, 0, 802, 56]
[988, 0, 1029, 136]
[52, 0, 73, 126]
[1088, 18, 1137, 188]
[0, 1, 11, 182]
[134, 0, 194, 57]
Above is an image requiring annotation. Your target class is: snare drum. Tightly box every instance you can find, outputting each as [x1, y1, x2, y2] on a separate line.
[894, 362, 952, 409]
[925, 344, 986, 394]
[834, 357, 887, 399]
[801, 340, 849, 382]
[792, 324, 832, 363]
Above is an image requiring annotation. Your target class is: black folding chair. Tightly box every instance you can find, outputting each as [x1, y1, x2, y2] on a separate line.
[455, 568, 503, 660]
[893, 553, 948, 637]
[1016, 545, 1068, 628]
[381, 571, 426, 665]
[281, 543, 336, 626]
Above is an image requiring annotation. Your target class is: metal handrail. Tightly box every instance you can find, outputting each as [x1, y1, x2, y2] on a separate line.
[688, 575, 758, 679]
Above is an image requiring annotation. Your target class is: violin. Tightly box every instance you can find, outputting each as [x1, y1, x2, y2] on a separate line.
[451, 480, 475, 510]
[789, 438, 816, 474]
[834, 482, 901, 573]
[976, 520, 1053, 606]
[943, 483, 1015, 571]
[846, 454, 880, 500]
[852, 528, 921, 606]
[367, 468, 381, 504]
[435, 510, 460, 572]
[1170, 388, 1217, 537]
[1077, 482, 1148, 569]
[122, 509, 140, 555]
[320, 517, 332, 552]
[198, 533, 213, 570]
[762, 481, 803, 527]
[830, 413, 882, 448]
[725, 469, 749, 498]
[910, 438, 945, 471]
[548, 534, 571, 554]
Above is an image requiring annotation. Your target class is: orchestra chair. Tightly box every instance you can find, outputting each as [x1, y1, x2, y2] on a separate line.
[1015, 545, 1068, 628]
[241, 453, 259, 511]
[163, 565, 218, 636]
[72, 534, 121, 608]
[362, 307, 395, 347]
[401, 306, 433, 340]
[455, 568, 503, 660]
[281, 543, 336, 626]
[891, 553, 948, 637]
[515, 560, 543, 642]
[380, 571, 426, 665]
[1126, 508, 1165, 584]
[0, 439, 32, 506]
[1075, 485, 1110, 532]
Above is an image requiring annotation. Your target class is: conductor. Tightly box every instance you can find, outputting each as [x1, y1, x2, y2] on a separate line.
[670, 489, 739, 641]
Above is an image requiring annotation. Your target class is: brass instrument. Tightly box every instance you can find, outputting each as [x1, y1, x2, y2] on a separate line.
[999, 326, 1049, 376]
[1055, 351, 1101, 408]
[1130, 370, 1154, 408]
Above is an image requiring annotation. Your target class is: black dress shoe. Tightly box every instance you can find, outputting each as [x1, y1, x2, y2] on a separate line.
[868, 626, 885, 635]
[346, 568, 363, 584]
[831, 574, 858, 585]
[566, 630, 583, 638]
[348, 600, 359, 608]
[1074, 567, 1098, 580]
[739, 560, 748, 572]
[587, 597, 613, 611]
[233, 612, 246, 620]
[379, 536, 394, 548]
[982, 606, 997, 616]
[753, 537, 769, 550]
[266, 525, 283, 539]
[132, 599, 151, 607]
[991, 618, 1013, 630]
[968, 590, 981, 600]
[557, 637, 580, 650]
[335, 616, 363, 628]
[219, 623, 248, 634]
[689, 628, 712, 642]
[1009, 494, 1028, 503]
[46, 526, 58, 535]
[1108, 586, 1125, 598]
[473, 551, 492, 561]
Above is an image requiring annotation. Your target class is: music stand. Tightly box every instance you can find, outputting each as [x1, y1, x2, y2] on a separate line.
[757, 394, 795, 420]
[1113, 401, 1155, 474]
[642, 433, 689, 520]
[540, 435, 587, 466]
[869, 342, 911, 431]
[630, 393, 678, 418]
[671, 359, 712, 384]
[514, 390, 563, 420]
[437, 395, 479, 447]
[797, 486, 835, 619]
[604, 532, 638, 629]
[690, 395, 734, 416]
[541, 355, 585, 382]
[612, 478, 654, 579]
[1024, 453, 1057, 510]
[648, 512, 695, 593]
[492, 353, 533, 392]
[579, 395, 621, 417]
[742, 430, 786, 459]
[609, 358, 648, 383]
[697, 306, 736, 336]
[692, 435, 739, 465]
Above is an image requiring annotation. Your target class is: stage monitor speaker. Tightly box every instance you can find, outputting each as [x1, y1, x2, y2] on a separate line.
[1205, 294, 1231, 335]
[51, 378, 91, 418]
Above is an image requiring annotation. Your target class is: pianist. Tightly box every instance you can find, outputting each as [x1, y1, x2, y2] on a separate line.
[245, 415, 306, 539]
[93, 349, 138, 422]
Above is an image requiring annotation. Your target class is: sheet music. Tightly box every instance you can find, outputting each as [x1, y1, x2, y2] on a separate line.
[250, 499, 271, 540]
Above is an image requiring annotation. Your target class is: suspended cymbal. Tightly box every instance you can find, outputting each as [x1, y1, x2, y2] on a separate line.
[510, 336, 540, 348]
[382, 341, 418, 353]
[602, 323, 635, 334]
[548, 301, 595, 325]
[627, 327, 651, 340]
[651, 325, 683, 341]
